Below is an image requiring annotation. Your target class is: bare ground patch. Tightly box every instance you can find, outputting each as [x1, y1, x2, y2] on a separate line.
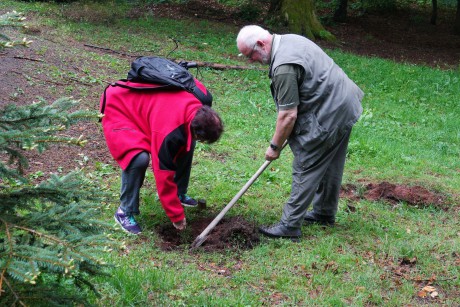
[157, 215, 259, 252]
[341, 182, 454, 210]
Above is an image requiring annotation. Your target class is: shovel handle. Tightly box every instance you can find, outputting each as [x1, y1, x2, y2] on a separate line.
[190, 141, 288, 249]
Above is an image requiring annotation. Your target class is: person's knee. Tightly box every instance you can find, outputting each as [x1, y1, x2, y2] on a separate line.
[131, 151, 150, 169]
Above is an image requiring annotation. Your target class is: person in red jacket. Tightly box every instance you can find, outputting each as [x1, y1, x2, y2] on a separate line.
[100, 79, 223, 235]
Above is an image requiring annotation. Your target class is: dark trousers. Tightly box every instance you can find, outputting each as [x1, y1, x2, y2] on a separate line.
[120, 141, 195, 215]
[281, 129, 352, 228]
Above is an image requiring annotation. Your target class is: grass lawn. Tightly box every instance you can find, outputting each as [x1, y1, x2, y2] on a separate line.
[1, 0, 459, 305]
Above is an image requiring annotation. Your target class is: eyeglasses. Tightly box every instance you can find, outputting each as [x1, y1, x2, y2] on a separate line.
[245, 43, 257, 60]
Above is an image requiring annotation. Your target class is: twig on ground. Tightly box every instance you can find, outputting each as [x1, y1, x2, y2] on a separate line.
[409, 276, 458, 282]
[11, 70, 67, 86]
[13, 56, 45, 62]
[11, 70, 95, 87]
[83, 44, 138, 57]
[83, 43, 264, 71]
[187, 60, 265, 71]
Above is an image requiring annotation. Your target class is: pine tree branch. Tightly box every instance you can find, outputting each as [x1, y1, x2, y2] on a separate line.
[1, 276, 27, 307]
[10, 253, 69, 272]
[12, 225, 69, 245]
[0, 218, 13, 296]
[11, 225, 108, 266]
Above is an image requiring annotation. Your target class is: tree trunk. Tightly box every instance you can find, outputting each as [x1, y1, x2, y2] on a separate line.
[269, 0, 282, 14]
[333, 0, 348, 22]
[455, 0, 460, 35]
[281, 0, 335, 41]
[430, 0, 437, 25]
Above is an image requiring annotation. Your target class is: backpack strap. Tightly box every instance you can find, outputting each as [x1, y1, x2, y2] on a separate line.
[99, 83, 111, 122]
[100, 81, 170, 121]
[190, 85, 213, 107]
[99, 80, 213, 122]
[113, 80, 171, 91]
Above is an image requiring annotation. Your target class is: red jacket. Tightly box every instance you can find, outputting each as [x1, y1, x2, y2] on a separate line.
[100, 80, 209, 222]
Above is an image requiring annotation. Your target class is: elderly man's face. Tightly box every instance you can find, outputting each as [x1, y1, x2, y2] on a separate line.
[240, 42, 270, 65]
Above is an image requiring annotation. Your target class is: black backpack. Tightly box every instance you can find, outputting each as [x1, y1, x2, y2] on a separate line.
[100, 56, 212, 117]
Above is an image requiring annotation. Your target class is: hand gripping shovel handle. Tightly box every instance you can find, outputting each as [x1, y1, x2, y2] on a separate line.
[190, 141, 288, 249]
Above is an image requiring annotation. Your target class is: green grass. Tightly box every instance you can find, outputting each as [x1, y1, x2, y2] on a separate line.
[2, 0, 459, 305]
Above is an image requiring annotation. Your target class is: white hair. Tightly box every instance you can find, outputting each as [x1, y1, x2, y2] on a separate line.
[236, 25, 271, 48]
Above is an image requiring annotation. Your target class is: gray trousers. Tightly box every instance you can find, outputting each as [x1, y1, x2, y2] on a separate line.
[281, 129, 352, 228]
[120, 141, 195, 215]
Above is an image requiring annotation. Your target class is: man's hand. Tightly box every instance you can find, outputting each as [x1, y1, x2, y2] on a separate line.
[173, 218, 187, 230]
[265, 146, 280, 161]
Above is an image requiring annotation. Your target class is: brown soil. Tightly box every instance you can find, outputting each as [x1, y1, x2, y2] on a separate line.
[157, 216, 259, 251]
[1, 2, 458, 251]
[341, 182, 449, 209]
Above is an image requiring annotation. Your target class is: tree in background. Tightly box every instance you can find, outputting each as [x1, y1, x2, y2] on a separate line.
[333, 0, 349, 22]
[0, 11, 116, 306]
[455, 0, 460, 34]
[332, 0, 460, 35]
[269, 0, 335, 40]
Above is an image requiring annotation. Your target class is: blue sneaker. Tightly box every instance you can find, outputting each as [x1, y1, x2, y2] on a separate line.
[178, 194, 198, 207]
[114, 207, 142, 235]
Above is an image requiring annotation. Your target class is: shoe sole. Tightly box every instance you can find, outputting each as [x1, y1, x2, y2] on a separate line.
[258, 228, 301, 240]
[114, 215, 142, 235]
[181, 202, 198, 208]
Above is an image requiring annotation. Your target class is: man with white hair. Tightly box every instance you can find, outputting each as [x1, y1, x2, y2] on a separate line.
[237, 25, 364, 239]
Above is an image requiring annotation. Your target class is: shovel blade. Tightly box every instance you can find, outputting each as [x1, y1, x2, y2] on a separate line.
[190, 234, 208, 249]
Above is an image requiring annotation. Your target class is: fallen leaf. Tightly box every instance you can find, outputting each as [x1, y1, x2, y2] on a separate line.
[401, 256, 417, 265]
[430, 291, 438, 298]
[422, 286, 436, 292]
[417, 290, 427, 298]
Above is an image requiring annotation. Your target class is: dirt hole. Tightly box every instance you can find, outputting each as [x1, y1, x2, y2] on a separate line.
[157, 215, 260, 252]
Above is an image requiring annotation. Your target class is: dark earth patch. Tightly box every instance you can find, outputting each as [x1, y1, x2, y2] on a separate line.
[341, 182, 449, 209]
[157, 215, 259, 252]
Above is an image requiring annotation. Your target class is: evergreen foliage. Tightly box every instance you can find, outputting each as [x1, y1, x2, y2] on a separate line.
[0, 11, 32, 49]
[1, 12, 117, 306]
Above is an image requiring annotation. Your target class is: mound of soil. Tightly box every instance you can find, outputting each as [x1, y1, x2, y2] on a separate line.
[157, 215, 259, 252]
[341, 182, 448, 209]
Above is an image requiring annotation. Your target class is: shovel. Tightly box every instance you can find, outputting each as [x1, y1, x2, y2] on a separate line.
[190, 141, 287, 249]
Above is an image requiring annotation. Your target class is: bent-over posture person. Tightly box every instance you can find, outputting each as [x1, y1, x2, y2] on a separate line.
[101, 79, 223, 234]
[236, 25, 364, 239]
